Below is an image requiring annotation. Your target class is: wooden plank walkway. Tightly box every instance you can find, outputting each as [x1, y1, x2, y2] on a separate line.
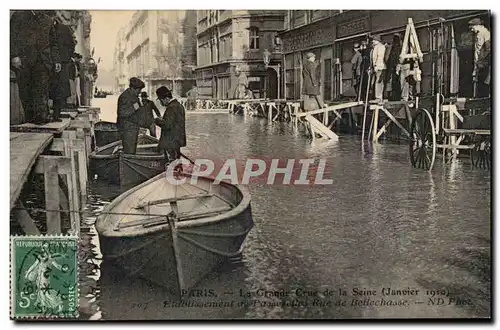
[10, 132, 54, 210]
[295, 101, 364, 118]
[10, 118, 71, 134]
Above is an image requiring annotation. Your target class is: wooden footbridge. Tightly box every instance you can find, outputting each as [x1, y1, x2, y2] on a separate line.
[10, 107, 100, 235]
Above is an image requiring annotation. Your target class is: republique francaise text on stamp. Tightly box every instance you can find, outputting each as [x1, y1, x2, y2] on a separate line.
[10, 235, 79, 319]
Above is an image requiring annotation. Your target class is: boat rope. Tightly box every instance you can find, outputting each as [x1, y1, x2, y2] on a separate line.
[11, 206, 180, 218]
[177, 226, 253, 238]
[176, 232, 247, 258]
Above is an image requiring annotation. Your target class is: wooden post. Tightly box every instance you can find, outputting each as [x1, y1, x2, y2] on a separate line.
[268, 103, 273, 121]
[43, 157, 61, 234]
[372, 105, 380, 142]
[449, 104, 457, 155]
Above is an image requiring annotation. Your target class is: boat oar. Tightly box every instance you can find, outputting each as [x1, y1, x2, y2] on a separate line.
[180, 152, 195, 165]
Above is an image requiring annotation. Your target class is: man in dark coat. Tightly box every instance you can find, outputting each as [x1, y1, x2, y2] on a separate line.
[302, 52, 323, 111]
[155, 86, 186, 163]
[49, 12, 75, 120]
[140, 91, 161, 138]
[350, 43, 363, 100]
[359, 39, 372, 101]
[116, 77, 145, 154]
[385, 33, 402, 101]
[11, 10, 61, 124]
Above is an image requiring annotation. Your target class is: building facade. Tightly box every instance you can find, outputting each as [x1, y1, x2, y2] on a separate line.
[113, 27, 128, 93]
[195, 10, 286, 100]
[69, 10, 94, 106]
[278, 10, 490, 101]
[114, 10, 197, 97]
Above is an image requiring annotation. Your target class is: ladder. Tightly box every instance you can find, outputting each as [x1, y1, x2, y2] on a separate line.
[399, 17, 424, 97]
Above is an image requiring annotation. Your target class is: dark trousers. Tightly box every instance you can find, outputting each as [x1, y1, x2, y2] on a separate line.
[477, 81, 490, 98]
[19, 59, 50, 123]
[163, 147, 181, 163]
[53, 98, 62, 120]
[118, 120, 140, 154]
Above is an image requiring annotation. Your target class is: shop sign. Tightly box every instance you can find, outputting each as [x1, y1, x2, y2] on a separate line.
[282, 24, 336, 53]
[337, 16, 370, 38]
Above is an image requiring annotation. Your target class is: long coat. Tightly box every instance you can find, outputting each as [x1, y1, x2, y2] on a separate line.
[10, 11, 60, 71]
[476, 39, 491, 85]
[11, 11, 60, 120]
[155, 99, 186, 151]
[302, 60, 320, 95]
[117, 88, 142, 154]
[50, 22, 75, 102]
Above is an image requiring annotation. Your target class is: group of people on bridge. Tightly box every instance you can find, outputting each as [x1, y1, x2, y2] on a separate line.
[348, 17, 490, 104]
[10, 10, 98, 126]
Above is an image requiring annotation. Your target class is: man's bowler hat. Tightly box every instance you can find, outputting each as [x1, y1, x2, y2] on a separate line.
[156, 86, 172, 100]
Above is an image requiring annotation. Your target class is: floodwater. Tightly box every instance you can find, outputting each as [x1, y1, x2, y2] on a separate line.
[84, 95, 491, 319]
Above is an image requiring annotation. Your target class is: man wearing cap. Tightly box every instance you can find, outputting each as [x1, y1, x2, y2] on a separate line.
[359, 39, 372, 101]
[140, 91, 161, 138]
[155, 86, 186, 163]
[302, 52, 323, 111]
[469, 18, 491, 97]
[351, 43, 363, 99]
[116, 77, 145, 154]
[371, 34, 387, 102]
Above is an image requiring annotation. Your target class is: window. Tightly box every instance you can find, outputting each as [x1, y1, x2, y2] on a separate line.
[291, 10, 306, 28]
[285, 53, 294, 99]
[323, 58, 332, 101]
[249, 28, 259, 50]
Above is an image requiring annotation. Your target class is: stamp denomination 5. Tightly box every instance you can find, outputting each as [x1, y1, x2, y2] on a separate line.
[10, 235, 79, 319]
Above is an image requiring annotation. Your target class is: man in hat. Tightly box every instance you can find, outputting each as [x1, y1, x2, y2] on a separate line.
[351, 42, 363, 100]
[116, 77, 145, 154]
[358, 39, 372, 101]
[10, 10, 61, 124]
[155, 86, 186, 163]
[371, 34, 387, 102]
[49, 10, 75, 121]
[140, 91, 161, 138]
[302, 52, 323, 111]
[469, 18, 491, 97]
[385, 33, 402, 101]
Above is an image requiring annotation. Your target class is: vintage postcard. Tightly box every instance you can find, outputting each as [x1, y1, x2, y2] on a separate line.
[9, 9, 491, 321]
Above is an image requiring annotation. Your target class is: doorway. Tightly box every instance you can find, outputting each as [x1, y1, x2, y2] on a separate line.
[266, 68, 278, 99]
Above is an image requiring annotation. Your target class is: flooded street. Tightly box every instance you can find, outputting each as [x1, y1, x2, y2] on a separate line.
[87, 95, 490, 319]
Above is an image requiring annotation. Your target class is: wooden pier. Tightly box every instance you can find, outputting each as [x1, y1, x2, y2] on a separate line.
[10, 107, 101, 235]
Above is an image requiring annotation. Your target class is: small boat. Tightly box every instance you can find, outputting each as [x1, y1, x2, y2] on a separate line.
[94, 121, 121, 147]
[89, 134, 167, 186]
[95, 172, 253, 294]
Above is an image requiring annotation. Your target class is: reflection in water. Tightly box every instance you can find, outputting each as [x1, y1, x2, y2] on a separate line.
[82, 96, 491, 319]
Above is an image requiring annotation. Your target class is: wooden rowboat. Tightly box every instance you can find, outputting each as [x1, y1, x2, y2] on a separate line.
[94, 121, 121, 147]
[89, 134, 167, 186]
[95, 172, 253, 294]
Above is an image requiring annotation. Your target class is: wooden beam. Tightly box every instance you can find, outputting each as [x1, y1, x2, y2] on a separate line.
[379, 107, 410, 137]
[43, 157, 61, 234]
[295, 101, 363, 118]
[305, 115, 339, 140]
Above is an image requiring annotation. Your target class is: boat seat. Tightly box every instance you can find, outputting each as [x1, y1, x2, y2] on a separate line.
[135, 193, 214, 209]
[117, 205, 233, 230]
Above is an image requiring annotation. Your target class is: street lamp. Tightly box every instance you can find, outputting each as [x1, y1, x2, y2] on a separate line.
[263, 48, 281, 100]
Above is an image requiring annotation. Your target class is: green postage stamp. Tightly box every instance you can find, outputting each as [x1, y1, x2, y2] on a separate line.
[10, 235, 79, 319]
